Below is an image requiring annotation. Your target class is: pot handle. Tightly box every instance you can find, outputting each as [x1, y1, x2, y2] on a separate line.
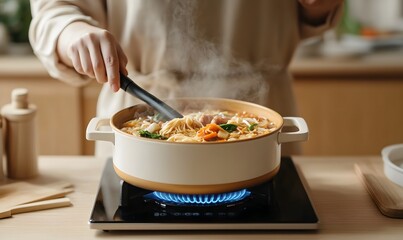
[278, 117, 309, 144]
[86, 117, 115, 144]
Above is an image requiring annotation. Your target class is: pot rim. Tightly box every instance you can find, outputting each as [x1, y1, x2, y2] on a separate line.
[110, 97, 284, 145]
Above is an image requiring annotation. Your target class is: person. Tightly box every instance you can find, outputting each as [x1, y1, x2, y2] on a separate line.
[29, 0, 343, 157]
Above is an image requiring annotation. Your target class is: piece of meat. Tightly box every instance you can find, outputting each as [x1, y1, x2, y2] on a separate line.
[198, 114, 214, 125]
[212, 116, 229, 125]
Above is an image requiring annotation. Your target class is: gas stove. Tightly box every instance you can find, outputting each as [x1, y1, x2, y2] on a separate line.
[89, 157, 319, 231]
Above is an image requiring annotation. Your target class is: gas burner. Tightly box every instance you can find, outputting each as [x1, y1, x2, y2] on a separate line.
[145, 189, 251, 207]
[89, 157, 319, 231]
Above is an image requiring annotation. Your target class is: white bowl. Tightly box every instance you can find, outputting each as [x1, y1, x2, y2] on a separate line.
[382, 144, 403, 187]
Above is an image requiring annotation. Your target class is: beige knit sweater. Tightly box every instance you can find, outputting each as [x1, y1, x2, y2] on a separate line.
[29, 0, 341, 156]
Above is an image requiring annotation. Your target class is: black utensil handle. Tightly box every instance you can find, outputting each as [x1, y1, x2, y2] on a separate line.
[120, 73, 183, 120]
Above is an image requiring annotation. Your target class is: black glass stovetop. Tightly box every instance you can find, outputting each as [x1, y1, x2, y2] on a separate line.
[89, 157, 319, 231]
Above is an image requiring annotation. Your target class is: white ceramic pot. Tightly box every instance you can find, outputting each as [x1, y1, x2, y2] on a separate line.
[86, 98, 308, 194]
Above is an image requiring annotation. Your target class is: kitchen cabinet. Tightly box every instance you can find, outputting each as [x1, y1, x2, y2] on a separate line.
[1, 51, 402, 156]
[290, 50, 403, 155]
[0, 56, 101, 155]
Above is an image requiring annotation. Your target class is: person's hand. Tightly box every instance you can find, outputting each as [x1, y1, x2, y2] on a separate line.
[57, 21, 128, 92]
[298, 0, 343, 26]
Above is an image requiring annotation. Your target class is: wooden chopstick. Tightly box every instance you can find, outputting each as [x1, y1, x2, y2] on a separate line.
[0, 197, 72, 219]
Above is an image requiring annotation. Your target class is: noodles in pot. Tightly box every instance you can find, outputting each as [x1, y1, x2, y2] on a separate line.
[120, 110, 277, 142]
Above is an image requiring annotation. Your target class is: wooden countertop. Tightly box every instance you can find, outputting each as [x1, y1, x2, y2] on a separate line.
[1, 155, 402, 239]
[290, 50, 403, 78]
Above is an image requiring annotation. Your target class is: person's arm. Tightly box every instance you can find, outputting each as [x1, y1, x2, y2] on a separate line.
[297, 0, 344, 39]
[29, 0, 126, 91]
[298, 0, 343, 26]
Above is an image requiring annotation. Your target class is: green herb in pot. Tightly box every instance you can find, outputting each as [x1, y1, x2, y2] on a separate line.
[219, 123, 237, 133]
[139, 130, 166, 140]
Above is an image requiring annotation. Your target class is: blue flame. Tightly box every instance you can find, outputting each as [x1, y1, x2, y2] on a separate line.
[151, 189, 251, 205]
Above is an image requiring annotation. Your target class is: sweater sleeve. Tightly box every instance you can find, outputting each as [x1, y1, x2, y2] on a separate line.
[29, 0, 107, 87]
[299, 3, 344, 40]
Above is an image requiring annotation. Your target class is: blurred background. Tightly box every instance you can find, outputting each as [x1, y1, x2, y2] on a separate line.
[0, 0, 402, 156]
[0, 0, 31, 55]
[296, 0, 403, 58]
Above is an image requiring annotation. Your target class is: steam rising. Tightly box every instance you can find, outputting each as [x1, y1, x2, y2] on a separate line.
[165, 0, 269, 105]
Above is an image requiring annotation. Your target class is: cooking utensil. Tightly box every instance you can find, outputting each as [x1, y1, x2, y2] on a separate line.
[0, 181, 73, 210]
[0, 197, 72, 219]
[86, 98, 308, 194]
[355, 158, 403, 218]
[120, 73, 183, 120]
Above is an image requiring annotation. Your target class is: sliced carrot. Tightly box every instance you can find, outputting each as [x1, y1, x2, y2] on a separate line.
[197, 127, 208, 137]
[197, 123, 224, 141]
[206, 123, 221, 132]
[203, 132, 217, 141]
